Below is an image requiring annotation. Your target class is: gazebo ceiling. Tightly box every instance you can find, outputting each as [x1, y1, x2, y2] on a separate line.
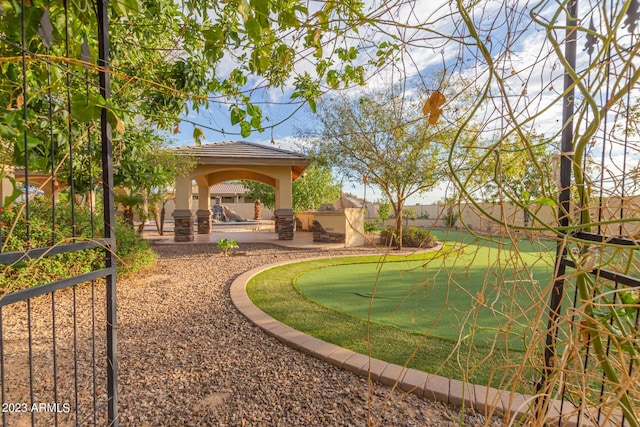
[174, 141, 309, 180]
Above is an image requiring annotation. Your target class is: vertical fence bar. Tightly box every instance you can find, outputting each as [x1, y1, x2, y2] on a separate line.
[2, 0, 117, 424]
[91, 281, 97, 425]
[51, 292, 59, 427]
[97, 0, 118, 423]
[27, 300, 34, 426]
[0, 308, 5, 426]
[20, 0, 30, 247]
[541, 0, 579, 421]
[73, 287, 79, 423]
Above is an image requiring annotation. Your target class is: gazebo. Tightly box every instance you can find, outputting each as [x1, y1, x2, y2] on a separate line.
[172, 141, 308, 242]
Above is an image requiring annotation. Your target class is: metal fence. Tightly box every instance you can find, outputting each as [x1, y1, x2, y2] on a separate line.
[541, 0, 640, 425]
[0, 1, 117, 425]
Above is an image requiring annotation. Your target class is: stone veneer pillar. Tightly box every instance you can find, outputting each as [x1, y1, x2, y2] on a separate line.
[173, 209, 194, 242]
[196, 209, 212, 234]
[274, 208, 295, 240]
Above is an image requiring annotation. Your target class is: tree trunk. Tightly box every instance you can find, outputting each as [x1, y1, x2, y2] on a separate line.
[137, 191, 149, 235]
[160, 201, 166, 235]
[395, 200, 403, 250]
[153, 203, 161, 234]
[124, 207, 134, 227]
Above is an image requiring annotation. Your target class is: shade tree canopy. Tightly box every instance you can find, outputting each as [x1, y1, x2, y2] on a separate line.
[306, 88, 462, 249]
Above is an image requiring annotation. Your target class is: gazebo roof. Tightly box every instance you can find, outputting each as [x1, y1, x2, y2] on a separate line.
[174, 141, 308, 179]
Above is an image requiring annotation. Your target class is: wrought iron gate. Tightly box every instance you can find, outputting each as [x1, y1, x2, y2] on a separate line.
[0, 1, 117, 425]
[541, 0, 640, 425]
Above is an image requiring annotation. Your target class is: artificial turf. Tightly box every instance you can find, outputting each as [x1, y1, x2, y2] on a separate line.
[294, 230, 556, 349]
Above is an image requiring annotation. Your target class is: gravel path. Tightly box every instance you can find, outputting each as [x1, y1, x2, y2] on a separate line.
[2, 242, 502, 426]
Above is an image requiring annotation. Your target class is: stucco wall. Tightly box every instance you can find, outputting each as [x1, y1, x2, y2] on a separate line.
[378, 202, 559, 237]
[344, 208, 365, 247]
[312, 209, 365, 247]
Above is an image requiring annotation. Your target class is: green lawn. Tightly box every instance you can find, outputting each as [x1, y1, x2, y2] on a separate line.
[295, 230, 556, 349]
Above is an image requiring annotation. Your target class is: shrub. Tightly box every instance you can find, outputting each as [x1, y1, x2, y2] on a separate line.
[217, 237, 239, 255]
[364, 220, 379, 233]
[442, 207, 459, 228]
[0, 197, 156, 293]
[377, 199, 391, 222]
[114, 218, 157, 277]
[379, 226, 437, 248]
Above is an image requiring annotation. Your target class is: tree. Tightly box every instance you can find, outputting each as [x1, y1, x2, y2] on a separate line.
[376, 198, 391, 224]
[455, 130, 557, 207]
[309, 89, 456, 249]
[243, 163, 341, 212]
[0, 0, 372, 216]
[113, 128, 194, 232]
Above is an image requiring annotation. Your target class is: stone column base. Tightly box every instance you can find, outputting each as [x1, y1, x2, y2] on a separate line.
[312, 220, 345, 243]
[173, 210, 194, 242]
[274, 209, 295, 240]
[196, 209, 212, 234]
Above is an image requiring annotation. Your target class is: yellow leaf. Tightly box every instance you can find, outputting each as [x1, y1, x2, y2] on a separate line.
[238, 0, 248, 20]
[12, 92, 25, 111]
[114, 115, 125, 134]
[423, 90, 446, 125]
[313, 28, 322, 46]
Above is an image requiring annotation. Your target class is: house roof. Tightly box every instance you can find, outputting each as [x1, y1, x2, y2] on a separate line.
[174, 140, 307, 164]
[209, 183, 247, 195]
[174, 140, 309, 180]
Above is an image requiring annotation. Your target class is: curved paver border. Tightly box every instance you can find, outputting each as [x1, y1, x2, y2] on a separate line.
[230, 256, 599, 427]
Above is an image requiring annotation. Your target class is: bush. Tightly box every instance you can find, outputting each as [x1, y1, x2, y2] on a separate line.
[0, 197, 156, 293]
[442, 207, 459, 228]
[379, 226, 437, 248]
[217, 237, 239, 255]
[364, 220, 379, 233]
[115, 217, 157, 277]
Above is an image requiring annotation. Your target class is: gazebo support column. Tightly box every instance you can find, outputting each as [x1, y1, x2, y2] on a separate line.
[196, 209, 212, 234]
[173, 210, 194, 242]
[275, 208, 295, 240]
[196, 181, 211, 234]
[173, 176, 194, 242]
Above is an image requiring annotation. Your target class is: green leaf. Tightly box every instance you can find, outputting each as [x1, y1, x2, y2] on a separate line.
[245, 16, 262, 41]
[240, 121, 251, 138]
[71, 93, 103, 123]
[250, 115, 262, 130]
[192, 127, 205, 145]
[230, 105, 246, 125]
[11, 260, 28, 270]
[326, 70, 339, 89]
[532, 197, 556, 207]
[250, 0, 268, 22]
[308, 98, 317, 113]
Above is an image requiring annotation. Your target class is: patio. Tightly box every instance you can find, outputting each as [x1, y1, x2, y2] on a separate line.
[143, 222, 354, 250]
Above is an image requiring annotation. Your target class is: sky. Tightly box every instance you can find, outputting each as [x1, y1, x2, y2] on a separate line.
[169, 0, 639, 205]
